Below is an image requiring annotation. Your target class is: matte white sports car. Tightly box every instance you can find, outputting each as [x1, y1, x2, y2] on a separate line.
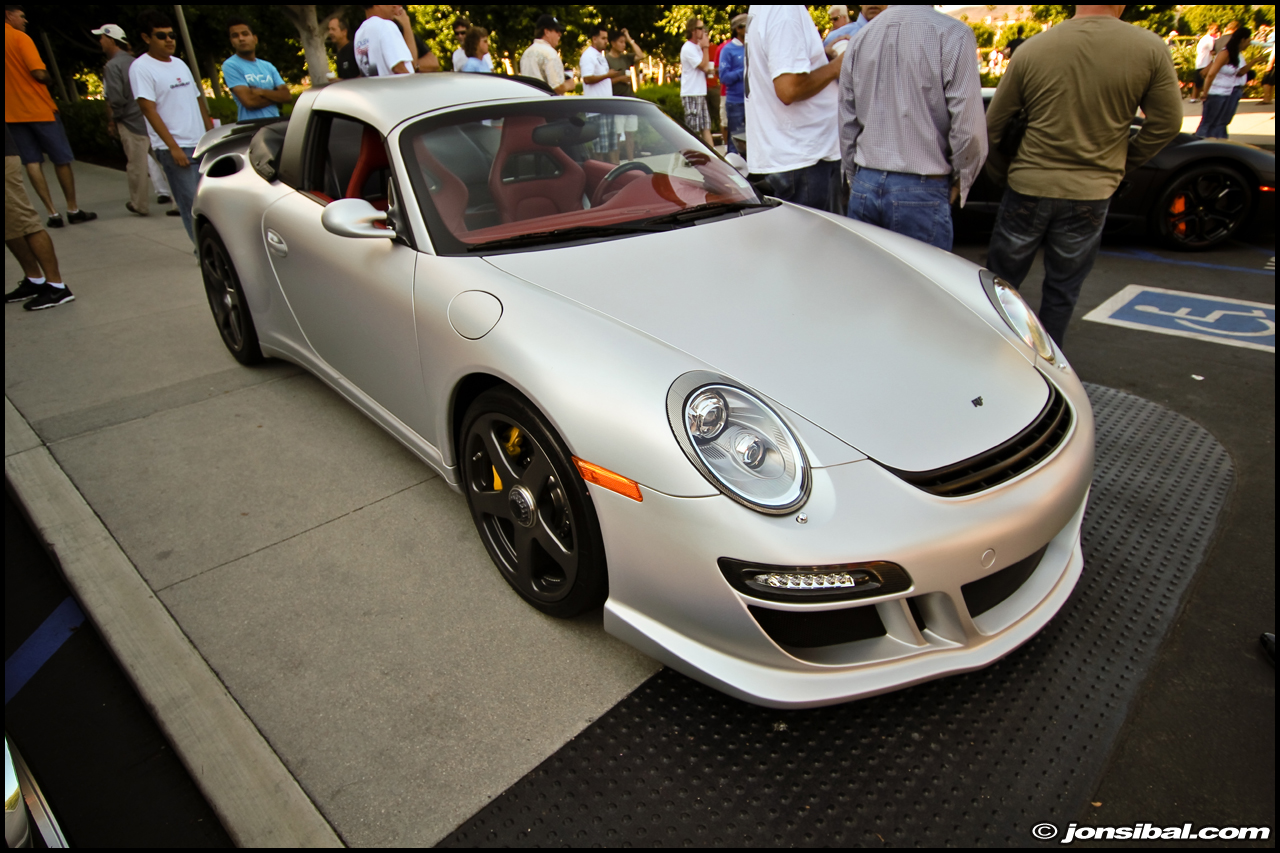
[192, 75, 1093, 708]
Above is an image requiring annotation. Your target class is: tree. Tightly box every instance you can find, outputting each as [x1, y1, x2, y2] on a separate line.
[1030, 5, 1183, 36]
[279, 5, 330, 86]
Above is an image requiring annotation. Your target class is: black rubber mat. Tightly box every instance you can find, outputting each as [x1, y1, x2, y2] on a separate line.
[441, 384, 1233, 847]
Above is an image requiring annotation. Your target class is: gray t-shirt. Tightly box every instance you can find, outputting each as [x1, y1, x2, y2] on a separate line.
[103, 51, 147, 136]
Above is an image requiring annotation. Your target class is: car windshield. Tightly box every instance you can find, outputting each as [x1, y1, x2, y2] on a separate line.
[398, 99, 763, 254]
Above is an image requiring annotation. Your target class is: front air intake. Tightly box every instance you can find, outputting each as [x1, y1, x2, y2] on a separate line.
[887, 382, 1072, 497]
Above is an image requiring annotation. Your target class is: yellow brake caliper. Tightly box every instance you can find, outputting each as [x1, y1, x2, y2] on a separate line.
[493, 427, 522, 491]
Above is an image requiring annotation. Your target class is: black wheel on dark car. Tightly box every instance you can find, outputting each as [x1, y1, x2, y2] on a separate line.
[1151, 163, 1253, 251]
[198, 224, 264, 364]
[460, 387, 608, 618]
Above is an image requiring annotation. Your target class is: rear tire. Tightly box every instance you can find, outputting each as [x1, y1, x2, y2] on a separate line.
[1150, 164, 1253, 251]
[198, 224, 264, 365]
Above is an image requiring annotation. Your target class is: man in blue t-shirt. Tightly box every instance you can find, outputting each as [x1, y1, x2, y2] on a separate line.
[223, 17, 290, 121]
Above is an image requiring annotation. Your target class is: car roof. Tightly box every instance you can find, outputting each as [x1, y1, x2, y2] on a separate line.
[307, 74, 551, 134]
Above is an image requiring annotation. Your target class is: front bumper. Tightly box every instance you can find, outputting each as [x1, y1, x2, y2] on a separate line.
[594, 370, 1094, 708]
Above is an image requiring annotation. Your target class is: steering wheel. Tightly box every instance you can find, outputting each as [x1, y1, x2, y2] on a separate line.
[591, 161, 654, 207]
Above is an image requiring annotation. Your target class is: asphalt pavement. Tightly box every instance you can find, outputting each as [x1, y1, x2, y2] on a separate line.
[4, 157, 1274, 846]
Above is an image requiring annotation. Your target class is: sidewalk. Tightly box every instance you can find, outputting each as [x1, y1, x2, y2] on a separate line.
[1180, 97, 1276, 147]
[4, 163, 659, 846]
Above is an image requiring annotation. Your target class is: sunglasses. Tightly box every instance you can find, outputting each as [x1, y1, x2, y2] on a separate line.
[151, 30, 176, 40]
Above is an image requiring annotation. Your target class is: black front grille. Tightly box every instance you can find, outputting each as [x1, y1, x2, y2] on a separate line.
[889, 383, 1072, 497]
[748, 605, 886, 649]
[962, 545, 1049, 617]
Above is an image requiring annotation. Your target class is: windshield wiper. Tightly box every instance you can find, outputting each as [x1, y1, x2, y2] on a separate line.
[640, 200, 773, 227]
[466, 222, 673, 252]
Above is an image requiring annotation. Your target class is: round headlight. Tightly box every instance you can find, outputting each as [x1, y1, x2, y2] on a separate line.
[673, 381, 809, 513]
[980, 270, 1055, 362]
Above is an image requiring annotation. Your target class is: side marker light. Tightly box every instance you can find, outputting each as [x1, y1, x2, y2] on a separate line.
[1259, 185, 1275, 193]
[572, 457, 643, 502]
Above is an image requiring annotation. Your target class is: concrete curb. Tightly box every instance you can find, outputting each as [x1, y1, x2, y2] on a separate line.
[5, 396, 343, 848]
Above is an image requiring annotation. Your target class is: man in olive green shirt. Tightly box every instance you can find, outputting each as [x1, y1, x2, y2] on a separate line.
[984, 5, 1181, 347]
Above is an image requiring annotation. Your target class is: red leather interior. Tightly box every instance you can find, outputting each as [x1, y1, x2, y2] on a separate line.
[581, 159, 612, 199]
[488, 116, 586, 223]
[412, 137, 470, 234]
[347, 125, 389, 200]
[457, 176, 682, 244]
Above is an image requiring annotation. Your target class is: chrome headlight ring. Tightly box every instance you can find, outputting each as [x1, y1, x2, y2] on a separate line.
[667, 371, 810, 514]
[980, 269, 1056, 363]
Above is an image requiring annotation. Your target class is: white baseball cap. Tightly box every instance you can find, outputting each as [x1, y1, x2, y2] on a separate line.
[91, 24, 128, 41]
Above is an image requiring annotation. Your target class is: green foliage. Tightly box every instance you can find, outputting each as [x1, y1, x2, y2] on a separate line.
[980, 71, 1002, 88]
[968, 21, 998, 49]
[997, 21, 1040, 48]
[205, 96, 241, 125]
[634, 83, 684, 125]
[1168, 43, 1200, 84]
[1181, 6, 1252, 34]
[1030, 5, 1194, 36]
[57, 98, 118, 163]
[1030, 6, 1071, 25]
[657, 5, 749, 45]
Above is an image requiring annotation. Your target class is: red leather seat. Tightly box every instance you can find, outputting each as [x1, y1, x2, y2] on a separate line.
[412, 137, 469, 234]
[347, 125, 389, 203]
[488, 116, 586, 223]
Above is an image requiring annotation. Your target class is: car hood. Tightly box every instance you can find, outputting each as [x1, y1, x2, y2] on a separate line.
[484, 204, 1047, 472]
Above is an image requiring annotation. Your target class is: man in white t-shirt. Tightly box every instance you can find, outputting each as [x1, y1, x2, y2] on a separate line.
[679, 17, 715, 148]
[129, 10, 211, 242]
[745, 5, 842, 212]
[580, 25, 619, 97]
[1191, 22, 1220, 102]
[354, 5, 417, 77]
[579, 24, 623, 161]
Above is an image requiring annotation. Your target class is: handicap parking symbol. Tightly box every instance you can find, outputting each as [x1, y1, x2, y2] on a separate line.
[1083, 285, 1274, 353]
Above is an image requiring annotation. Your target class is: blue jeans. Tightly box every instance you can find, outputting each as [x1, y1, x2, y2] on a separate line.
[986, 188, 1111, 346]
[846, 168, 953, 251]
[153, 147, 200, 242]
[756, 159, 841, 213]
[725, 101, 745, 155]
[1195, 87, 1244, 139]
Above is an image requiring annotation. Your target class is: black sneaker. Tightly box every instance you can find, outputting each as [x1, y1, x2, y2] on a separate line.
[157, 194, 172, 204]
[22, 284, 75, 311]
[165, 208, 181, 216]
[67, 209, 98, 224]
[5, 278, 44, 302]
[46, 213, 64, 228]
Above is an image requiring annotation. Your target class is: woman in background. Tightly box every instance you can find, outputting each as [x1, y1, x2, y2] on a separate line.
[460, 27, 492, 73]
[1196, 27, 1252, 138]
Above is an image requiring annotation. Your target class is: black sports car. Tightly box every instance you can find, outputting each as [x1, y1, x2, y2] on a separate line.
[963, 89, 1276, 250]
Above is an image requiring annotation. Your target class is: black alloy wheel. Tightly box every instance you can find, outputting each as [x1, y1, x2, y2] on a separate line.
[198, 224, 264, 365]
[460, 387, 608, 618]
[1152, 164, 1253, 251]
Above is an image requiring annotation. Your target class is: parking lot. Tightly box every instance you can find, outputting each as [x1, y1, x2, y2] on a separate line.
[5, 162, 1273, 846]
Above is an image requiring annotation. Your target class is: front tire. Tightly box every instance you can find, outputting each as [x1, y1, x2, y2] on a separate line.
[460, 387, 608, 618]
[198, 224, 264, 364]
[1150, 164, 1253, 251]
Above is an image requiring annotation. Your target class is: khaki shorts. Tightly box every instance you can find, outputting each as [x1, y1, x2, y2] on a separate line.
[5, 155, 43, 241]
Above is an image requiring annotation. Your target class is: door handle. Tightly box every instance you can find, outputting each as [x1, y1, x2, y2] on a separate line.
[266, 229, 288, 257]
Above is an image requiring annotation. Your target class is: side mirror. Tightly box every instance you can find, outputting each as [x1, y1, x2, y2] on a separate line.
[724, 152, 749, 177]
[321, 198, 396, 239]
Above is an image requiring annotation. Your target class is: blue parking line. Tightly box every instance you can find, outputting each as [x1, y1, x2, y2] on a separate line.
[1099, 248, 1273, 276]
[5, 597, 85, 705]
